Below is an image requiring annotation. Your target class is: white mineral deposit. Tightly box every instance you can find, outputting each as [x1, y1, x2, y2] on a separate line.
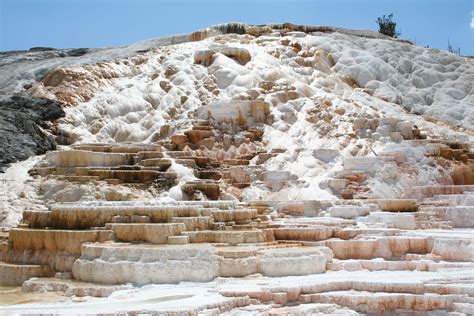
[0, 21, 473, 315]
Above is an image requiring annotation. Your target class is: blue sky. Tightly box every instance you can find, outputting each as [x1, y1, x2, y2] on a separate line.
[1, 0, 473, 55]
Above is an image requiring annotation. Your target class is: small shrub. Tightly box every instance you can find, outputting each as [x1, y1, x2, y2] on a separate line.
[213, 23, 246, 35]
[376, 13, 400, 38]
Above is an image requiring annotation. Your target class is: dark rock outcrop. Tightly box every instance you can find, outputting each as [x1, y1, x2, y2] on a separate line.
[0, 95, 65, 171]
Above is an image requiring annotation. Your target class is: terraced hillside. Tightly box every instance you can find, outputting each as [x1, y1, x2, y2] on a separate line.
[0, 23, 473, 314]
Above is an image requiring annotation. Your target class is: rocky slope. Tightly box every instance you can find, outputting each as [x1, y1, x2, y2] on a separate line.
[0, 23, 473, 314]
[0, 96, 64, 171]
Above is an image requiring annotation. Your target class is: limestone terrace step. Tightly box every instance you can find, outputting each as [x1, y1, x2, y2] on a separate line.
[172, 217, 211, 230]
[409, 185, 474, 199]
[0, 262, 53, 286]
[181, 230, 270, 245]
[48, 204, 177, 229]
[105, 223, 186, 244]
[8, 228, 113, 254]
[211, 209, 258, 222]
[138, 158, 172, 170]
[86, 169, 177, 183]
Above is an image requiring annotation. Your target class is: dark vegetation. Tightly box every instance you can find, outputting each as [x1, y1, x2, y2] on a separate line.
[376, 13, 400, 38]
[213, 23, 247, 35]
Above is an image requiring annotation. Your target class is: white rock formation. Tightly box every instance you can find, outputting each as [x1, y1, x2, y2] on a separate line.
[0, 23, 473, 314]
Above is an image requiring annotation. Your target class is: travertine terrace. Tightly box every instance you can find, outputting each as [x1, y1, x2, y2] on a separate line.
[0, 23, 473, 314]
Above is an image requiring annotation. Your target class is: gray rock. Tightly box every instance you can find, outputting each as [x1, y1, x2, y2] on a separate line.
[0, 95, 65, 171]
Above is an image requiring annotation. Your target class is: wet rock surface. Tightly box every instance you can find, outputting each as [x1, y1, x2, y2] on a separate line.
[0, 95, 64, 171]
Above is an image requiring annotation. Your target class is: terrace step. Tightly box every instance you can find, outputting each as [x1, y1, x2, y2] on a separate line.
[233, 182, 251, 189]
[8, 228, 113, 254]
[273, 226, 334, 241]
[223, 159, 250, 166]
[108, 144, 162, 154]
[138, 158, 172, 170]
[172, 216, 211, 230]
[320, 236, 430, 260]
[0, 262, 54, 286]
[47, 203, 175, 229]
[179, 156, 210, 167]
[87, 169, 177, 183]
[326, 206, 371, 219]
[56, 175, 100, 183]
[44, 150, 131, 168]
[195, 169, 222, 180]
[361, 212, 417, 230]
[167, 236, 190, 244]
[301, 291, 466, 314]
[23, 211, 52, 228]
[175, 158, 197, 168]
[211, 209, 258, 222]
[409, 185, 474, 199]
[165, 151, 189, 158]
[181, 230, 271, 245]
[70, 143, 163, 154]
[328, 258, 474, 272]
[133, 151, 164, 163]
[105, 223, 186, 244]
[184, 130, 213, 143]
[72, 243, 329, 285]
[181, 181, 220, 200]
[416, 206, 474, 228]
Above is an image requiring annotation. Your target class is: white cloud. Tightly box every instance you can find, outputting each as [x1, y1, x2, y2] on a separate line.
[471, 11, 474, 29]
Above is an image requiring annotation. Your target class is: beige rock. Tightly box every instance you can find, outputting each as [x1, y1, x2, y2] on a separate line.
[182, 230, 270, 245]
[184, 130, 213, 144]
[105, 223, 186, 244]
[9, 228, 112, 254]
[324, 236, 430, 260]
[48, 203, 175, 229]
[0, 262, 53, 286]
[212, 209, 257, 222]
[273, 226, 333, 241]
[45, 150, 129, 167]
[171, 134, 188, 146]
